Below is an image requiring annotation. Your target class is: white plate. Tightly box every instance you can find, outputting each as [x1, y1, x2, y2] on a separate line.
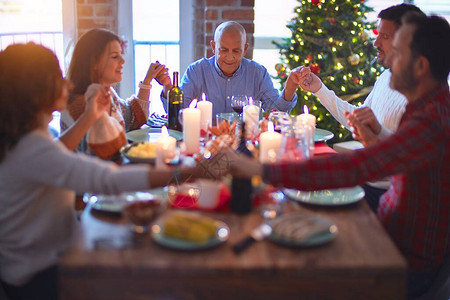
[126, 128, 183, 143]
[84, 189, 166, 213]
[151, 218, 230, 251]
[120, 142, 156, 164]
[314, 128, 334, 141]
[269, 213, 338, 247]
[283, 186, 365, 206]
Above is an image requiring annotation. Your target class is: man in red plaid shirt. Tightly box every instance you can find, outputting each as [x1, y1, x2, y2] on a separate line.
[228, 13, 449, 299]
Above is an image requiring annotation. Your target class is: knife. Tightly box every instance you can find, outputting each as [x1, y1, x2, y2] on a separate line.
[233, 223, 272, 254]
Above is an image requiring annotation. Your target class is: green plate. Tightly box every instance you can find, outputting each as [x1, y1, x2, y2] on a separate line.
[269, 213, 338, 247]
[151, 218, 230, 251]
[314, 128, 334, 142]
[126, 128, 183, 143]
[84, 189, 167, 213]
[283, 186, 365, 206]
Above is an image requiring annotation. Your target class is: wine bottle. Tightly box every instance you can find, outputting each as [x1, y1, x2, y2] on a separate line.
[230, 121, 253, 214]
[168, 71, 183, 131]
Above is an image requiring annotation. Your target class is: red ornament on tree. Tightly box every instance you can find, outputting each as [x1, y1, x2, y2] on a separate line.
[311, 0, 321, 5]
[310, 63, 321, 75]
[372, 28, 379, 35]
[306, 53, 313, 62]
[326, 17, 336, 25]
[352, 76, 360, 84]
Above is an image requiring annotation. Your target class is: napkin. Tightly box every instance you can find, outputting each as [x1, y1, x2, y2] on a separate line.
[171, 182, 231, 212]
[313, 142, 337, 156]
[147, 112, 168, 128]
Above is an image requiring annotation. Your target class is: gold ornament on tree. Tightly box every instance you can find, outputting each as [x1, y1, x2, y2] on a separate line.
[348, 53, 360, 65]
[360, 30, 370, 42]
[275, 63, 286, 72]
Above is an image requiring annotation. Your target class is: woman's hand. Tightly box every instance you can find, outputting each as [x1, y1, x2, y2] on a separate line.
[144, 62, 166, 83]
[84, 84, 110, 121]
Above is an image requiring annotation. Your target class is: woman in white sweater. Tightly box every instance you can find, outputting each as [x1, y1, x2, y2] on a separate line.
[0, 43, 202, 300]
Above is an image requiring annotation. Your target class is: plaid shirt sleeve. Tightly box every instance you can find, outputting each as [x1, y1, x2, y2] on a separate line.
[264, 87, 447, 192]
[264, 84, 450, 271]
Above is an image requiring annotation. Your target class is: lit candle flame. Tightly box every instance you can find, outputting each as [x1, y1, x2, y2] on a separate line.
[268, 121, 275, 132]
[189, 99, 198, 108]
[249, 96, 253, 105]
[303, 104, 309, 114]
[161, 126, 169, 137]
[202, 92, 206, 101]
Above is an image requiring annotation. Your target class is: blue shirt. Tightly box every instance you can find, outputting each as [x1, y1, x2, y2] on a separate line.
[164, 56, 297, 118]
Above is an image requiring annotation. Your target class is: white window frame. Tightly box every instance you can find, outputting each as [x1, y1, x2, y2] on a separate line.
[62, 0, 77, 73]
[118, 0, 193, 98]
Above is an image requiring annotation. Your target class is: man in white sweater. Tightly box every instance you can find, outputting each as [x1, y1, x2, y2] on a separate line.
[298, 4, 424, 212]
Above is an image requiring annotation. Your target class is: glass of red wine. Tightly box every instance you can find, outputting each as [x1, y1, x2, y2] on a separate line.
[231, 95, 248, 120]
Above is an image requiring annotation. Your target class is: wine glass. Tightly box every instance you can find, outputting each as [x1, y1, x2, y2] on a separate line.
[231, 95, 248, 120]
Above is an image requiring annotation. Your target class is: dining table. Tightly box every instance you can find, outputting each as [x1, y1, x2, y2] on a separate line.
[60, 125, 406, 299]
[59, 192, 406, 300]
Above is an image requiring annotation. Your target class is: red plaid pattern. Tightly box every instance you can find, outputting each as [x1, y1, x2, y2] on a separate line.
[265, 84, 450, 272]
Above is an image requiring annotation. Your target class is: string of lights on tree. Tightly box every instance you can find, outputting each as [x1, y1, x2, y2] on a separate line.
[274, 0, 383, 143]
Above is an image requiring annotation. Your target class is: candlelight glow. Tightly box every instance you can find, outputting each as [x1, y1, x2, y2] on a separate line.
[161, 126, 169, 136]
[267, 121, 275, 133]
[202, 92, 206, 101]
[189, 99, 198, 108]
[249, 96, 254, 105]
[303, 105, 309, 114]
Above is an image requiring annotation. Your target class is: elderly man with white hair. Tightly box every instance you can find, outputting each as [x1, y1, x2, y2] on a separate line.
[158, 21, 303, 117]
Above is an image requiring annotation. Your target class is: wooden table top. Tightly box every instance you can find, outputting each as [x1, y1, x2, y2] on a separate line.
[59, 196, 407, 300]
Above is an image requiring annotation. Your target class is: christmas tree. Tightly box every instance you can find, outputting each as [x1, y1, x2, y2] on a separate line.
[274, 0, 383, 143]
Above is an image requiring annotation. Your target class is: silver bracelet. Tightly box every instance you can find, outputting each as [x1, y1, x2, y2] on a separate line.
[138, 81, 152, 90]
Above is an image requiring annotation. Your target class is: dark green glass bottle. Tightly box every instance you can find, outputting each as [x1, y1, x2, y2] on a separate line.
[168, 71, 183, 131]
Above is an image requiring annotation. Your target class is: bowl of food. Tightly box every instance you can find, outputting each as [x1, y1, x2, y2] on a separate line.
[123, 196, 165, 234]
[121, 142, 157, 164]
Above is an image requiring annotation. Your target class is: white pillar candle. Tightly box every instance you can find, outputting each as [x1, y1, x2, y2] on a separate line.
[155, 126, 177, 168]
[183, 99, 201, 155]
[243, 98, 260, 125]
[197, 92, 213, 133]
[259, 121, 282, 163]
[243, 98, 260, 138]
[297, 105, 316, 128]
[296, 105, 316, 158]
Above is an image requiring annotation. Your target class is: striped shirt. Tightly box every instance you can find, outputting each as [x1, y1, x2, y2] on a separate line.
[265, 83, 450, 271]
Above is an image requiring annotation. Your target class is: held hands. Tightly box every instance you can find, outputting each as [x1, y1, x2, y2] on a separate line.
[348, 107, 382, 135]
[295, 66, 322, 93]
[153, 61, 171, 87]
[225, 150, 264, 179]
[282, 66, 322, 100]
[143, 62, 167, 84]
[193, 150, 263, 181]
[345, 109, 380, 147]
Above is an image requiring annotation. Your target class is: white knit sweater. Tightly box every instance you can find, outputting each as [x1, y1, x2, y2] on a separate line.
[315, 69, 407, 189]
[314, 69, 407, 139]
[0, 129, 150, 285]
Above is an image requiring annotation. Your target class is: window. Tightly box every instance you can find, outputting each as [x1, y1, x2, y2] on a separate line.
[0, 0, 64, 70]
[253, 0, 298, 89]
[119, 0, 193, 115]
[0, 0, 76, 133]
